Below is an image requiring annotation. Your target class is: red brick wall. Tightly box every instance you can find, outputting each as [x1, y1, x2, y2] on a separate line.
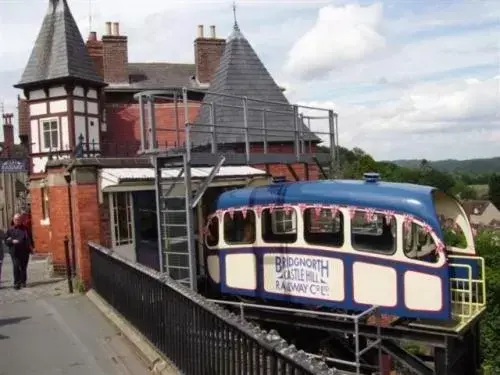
[86, 38, 104, 78]
[102, 35, 128, 84]
[17, 97, 29, 140]
[249, 143, 320, 181]
[104, 102, 201, 151]
[72, 183, 101, 287]
[194, 36, 225, 84]
[48, 185, 71, 270]
[30, 186, 51, 254]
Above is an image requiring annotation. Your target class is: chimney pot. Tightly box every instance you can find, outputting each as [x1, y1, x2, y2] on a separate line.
[112, 22, 120, 36]
[197, 25, 204, 38]
[105, 22, 112, 35]
[88, 31, 97, 41]
[209, 25, 216, 38]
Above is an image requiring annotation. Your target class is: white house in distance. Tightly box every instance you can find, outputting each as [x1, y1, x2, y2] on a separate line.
[462, 200, 500, 228]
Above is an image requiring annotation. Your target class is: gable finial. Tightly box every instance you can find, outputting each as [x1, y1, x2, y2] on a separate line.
[232, 1, 239, 31]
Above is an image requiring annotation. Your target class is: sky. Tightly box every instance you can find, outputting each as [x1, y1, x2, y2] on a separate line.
[0, 0, 498, 161]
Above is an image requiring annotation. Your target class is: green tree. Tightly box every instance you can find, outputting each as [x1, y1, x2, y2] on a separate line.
[476, 230, 500, 372]
[488, 174, 500, 209]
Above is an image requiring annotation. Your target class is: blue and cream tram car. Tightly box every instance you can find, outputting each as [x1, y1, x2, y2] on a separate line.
[203, 174, 486, 324]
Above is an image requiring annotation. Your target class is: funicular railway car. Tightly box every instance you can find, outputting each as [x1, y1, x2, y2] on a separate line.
[203, 173, 486, 327]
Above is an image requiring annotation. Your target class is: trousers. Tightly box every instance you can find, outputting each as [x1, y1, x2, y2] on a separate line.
[11, 251, 29, 286]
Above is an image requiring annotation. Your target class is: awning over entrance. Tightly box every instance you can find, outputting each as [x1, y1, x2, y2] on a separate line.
[100, 166, 269, 191]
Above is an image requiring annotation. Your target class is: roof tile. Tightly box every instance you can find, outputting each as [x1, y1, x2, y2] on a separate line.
[193, 24, 320, 146]
[15, 0, 104, 88]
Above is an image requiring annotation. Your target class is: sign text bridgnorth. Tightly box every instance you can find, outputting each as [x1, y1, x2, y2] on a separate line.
[0, 158, 28, 173]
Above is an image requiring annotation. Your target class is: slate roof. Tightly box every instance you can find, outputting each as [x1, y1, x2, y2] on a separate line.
[15, 0, 104, 89]
[105, 63, 199, 91]
[192, 23, 321, 147]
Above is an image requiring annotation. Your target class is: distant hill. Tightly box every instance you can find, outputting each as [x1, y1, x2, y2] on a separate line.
[388, 157, 500, 174]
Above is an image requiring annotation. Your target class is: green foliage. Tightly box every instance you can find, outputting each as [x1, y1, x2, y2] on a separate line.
[320, 145, 497, 199]
[476, 229, 500, 372]
[389, 157, 500, 174]
[488, 174, 500, 209]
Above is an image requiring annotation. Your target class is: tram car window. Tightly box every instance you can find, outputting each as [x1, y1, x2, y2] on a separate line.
[303, 208, 344, 248]
[262, 208, 297, 243]
[224, 210, 256, 245]
[350, 210, 395, 254]
[403, 221, 439, 263]
[206, 216, 219, 247]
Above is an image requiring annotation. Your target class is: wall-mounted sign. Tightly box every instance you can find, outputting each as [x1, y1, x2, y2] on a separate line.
[0, 158, 28, 173]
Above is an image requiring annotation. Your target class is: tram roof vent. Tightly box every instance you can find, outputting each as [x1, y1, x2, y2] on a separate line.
[363, 172, 380, 183]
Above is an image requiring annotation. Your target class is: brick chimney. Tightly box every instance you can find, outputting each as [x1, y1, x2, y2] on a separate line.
[102, 21, 129, 84]
[86, 31, 104, 78]
[17, 95, 29, 147]
[194, 25, 225, 85]
[2, 113, 14, 154]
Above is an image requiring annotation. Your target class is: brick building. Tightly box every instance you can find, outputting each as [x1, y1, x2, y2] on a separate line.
[14, 0, 327, 283]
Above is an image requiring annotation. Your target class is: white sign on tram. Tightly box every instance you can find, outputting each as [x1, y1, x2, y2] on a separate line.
[263, 254, 345, 301]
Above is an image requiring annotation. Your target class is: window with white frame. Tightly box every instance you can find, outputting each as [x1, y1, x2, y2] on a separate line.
[261, 208, 297, 243]
[42, 119, 59, 150]
[111, 192, 133, 246]
[272, 209, 296, 234]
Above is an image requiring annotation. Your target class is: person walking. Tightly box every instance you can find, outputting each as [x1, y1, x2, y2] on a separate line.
[5, 213, 33, 289]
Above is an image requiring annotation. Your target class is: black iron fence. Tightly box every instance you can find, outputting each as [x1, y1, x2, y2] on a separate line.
[89, 242, 335, 375]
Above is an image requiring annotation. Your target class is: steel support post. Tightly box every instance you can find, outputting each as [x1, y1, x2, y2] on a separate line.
[153, 156, 165, 273]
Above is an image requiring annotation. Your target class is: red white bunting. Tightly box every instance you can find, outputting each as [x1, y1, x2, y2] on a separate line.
[314, 204, 322, 218]
[384, 210, 395, 223]
[348, 207, 357, 219]
[330, 205, 339, 217]
[403, 215, 412, 231]
[241, 206, 248, 219]
[364, 208, 376, 222]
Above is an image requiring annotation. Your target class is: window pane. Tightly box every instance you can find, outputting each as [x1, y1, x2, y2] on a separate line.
[351, 210, 395, 254]
[403, 221, 439, 263]
[43, 132, 51, 149]
[304, 208, 344, 247]
[224, 211, 255, 244]
[206, 216, 219, 247]
[262, 208, 297, 243]
[51, 130, 58, 148]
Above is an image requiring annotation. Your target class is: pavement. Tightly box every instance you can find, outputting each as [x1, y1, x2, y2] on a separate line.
[0, 254, 152, 375]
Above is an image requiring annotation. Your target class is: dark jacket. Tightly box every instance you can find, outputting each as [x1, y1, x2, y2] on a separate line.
[0, 229, 4, 261]
[5, 225, 32, 255]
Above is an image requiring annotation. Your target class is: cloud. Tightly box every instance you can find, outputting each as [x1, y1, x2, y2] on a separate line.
[298, 76, 500, 160]
[284, 3, 386, 80]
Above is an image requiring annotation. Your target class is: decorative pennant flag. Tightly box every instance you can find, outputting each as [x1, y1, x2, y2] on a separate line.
[298, 203, 307, 214]
[365, 208, 375, 222]
[330, 205, 339, 217]
[241, 206, 248, 219]
[348, 207, 357, 219]
[384, 210, 395, 223]
[422, 223, 432, 233]
[403, 215, 412, 231]
[314, 204, 322, 218]
[254, 205, 263, 217]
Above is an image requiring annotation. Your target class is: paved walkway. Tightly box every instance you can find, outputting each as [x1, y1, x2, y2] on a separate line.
[0, 254, 151, 375]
